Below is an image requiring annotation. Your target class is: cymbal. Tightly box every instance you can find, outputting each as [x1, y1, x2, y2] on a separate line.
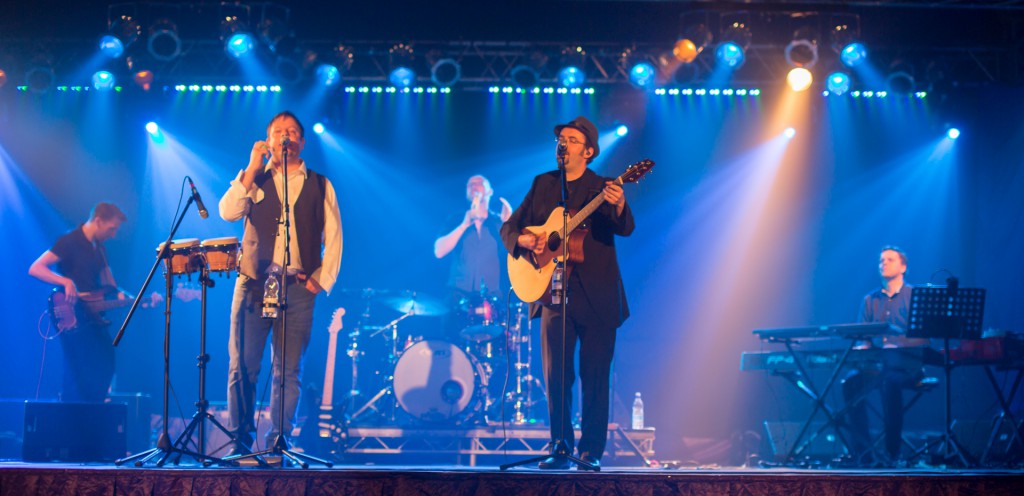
[381, 292, 448, 316]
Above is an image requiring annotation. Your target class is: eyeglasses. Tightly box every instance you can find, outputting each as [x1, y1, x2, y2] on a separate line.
[555, 136, 585, 146]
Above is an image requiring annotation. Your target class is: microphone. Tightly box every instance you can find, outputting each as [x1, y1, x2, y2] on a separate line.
[557, 141, 567, 157]
[281, 136, 292, 148]
[187, 177, 209, 219]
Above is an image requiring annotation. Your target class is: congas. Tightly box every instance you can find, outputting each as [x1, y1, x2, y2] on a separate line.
[156, 238, 201, 276]
[392, 340, 483, 424]
[457, 293, 506, 343]
[200, 237, 240, 273]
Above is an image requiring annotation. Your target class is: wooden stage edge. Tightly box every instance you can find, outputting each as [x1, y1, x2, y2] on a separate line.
[3, 463, 1024, 496]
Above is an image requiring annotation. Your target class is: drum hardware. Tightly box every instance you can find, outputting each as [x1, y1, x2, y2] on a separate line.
[347, 310, 416, 424]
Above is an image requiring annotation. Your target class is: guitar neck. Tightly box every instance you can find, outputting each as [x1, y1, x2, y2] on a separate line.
[85, 297, 134, 313]
[321, 331, 339, 407]
[565, 176, 623, 234]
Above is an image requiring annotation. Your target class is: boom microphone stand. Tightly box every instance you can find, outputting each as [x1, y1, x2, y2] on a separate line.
[116, 188, 206, 466]
[502, 143, 596, 471]
[227, 138, 332, 469]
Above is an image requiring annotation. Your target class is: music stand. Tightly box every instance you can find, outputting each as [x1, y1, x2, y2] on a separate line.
[907, 284, 986, 466]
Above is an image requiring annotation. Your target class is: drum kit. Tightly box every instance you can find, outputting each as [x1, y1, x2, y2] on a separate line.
[342, 289, 546, 428]
[156, 236, 543, 429]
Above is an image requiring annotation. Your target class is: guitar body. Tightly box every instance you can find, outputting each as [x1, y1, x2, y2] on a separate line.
[47, 286, 189, 333]
[297, 308, 346, 458]
[507, 207, 586, 303]
[506, 159, 655, 304]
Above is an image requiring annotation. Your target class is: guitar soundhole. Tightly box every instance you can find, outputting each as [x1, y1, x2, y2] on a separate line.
[546, 233, 561, 252]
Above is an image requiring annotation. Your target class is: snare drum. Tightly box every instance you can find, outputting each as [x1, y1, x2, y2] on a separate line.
[156, 238, 201, 276]
[392, 340, 483, 424]
[200, 237, 240, 273]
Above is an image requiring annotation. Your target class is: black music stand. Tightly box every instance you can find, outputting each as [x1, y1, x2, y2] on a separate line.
[907, 284, 986, 466]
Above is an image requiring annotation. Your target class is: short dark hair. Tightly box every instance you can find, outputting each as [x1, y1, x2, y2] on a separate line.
[267, 111, 304, 138]
[91, 202, 127, 222]
[881, 245, 908, 267]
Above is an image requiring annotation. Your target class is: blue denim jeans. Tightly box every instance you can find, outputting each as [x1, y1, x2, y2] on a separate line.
[226, 274, 315, 447]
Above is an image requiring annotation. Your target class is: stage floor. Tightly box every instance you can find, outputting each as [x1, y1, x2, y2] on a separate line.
[3, 461, 1024, 496]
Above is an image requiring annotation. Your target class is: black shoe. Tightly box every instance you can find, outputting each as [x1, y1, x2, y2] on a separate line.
[538, 456, 571, 470]
[578, 453, 601, 470]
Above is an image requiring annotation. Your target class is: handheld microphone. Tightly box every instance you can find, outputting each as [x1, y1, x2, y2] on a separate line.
[186, 177, 209, 219]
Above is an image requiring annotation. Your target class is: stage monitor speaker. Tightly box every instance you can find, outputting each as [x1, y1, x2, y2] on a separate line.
[22, 401, 127, 462]
[106, 393, 154, 455]
[763, 421, 845, 462]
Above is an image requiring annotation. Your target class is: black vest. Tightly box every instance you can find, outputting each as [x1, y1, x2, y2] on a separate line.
[240, 168, 326, 279]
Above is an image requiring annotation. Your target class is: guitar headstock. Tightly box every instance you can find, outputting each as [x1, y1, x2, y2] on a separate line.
[619, 159, 655, 184]
[328, 307, 345, 334]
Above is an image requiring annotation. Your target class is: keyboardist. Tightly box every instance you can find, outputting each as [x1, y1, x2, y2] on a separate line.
[842, 246, 928, 466]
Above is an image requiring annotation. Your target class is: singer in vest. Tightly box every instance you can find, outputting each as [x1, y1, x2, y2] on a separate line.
[500, 116, 634, 469]
[218, 111, 343, 454]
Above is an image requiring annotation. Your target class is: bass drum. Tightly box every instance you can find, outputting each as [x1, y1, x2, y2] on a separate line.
[392, 340, 483, 424]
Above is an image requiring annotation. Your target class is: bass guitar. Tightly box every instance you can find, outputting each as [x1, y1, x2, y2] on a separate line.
[507, 159, 654, 303]
[47, 285, 200, 333]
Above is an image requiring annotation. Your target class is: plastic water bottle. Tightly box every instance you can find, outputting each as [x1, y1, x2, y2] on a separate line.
[551, 262, 564, 304]
[262, 266, 281, 319]
[631, 392, 644, 430]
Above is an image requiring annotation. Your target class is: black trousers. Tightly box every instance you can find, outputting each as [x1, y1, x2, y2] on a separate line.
[59, 323, 115, 402]
[540, 297, 617, 459]
[842, 366, 923, 461]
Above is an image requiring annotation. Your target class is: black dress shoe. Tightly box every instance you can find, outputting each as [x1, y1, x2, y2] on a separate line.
[578, 454, 601, 470]
[538, 456, 571, 470]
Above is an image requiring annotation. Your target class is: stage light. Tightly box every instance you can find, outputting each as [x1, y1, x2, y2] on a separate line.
[675, 15, 713, 65]
[558, 66, 585, 88]
[886, 59, 916, 94]
[98, 35, 125, 59]
[557, 45, 587, 88]
[389, 67, 416, 88]
[784, 127, 796, 139]
[826, 71, 851, 95]
[146, 122, 159, 135]
[628, 62, 656, 89]
[226, 33, 255, 58]
[717, 15, 752, 69]
[258, 14, 293, 54]
[92, 70, 116, 91]
[947, 128, 960, 140]
[786, 67, 813, 92]
[387, 43, 417, 88]
[784, 26, 818, 69]
[430, 58, 461, 88]
[716, 42, 745, 69]
[616, 125, 629, 137]
[0, 69, 6, 89]
[147, 18, 181, 62]
[313, 123, 325, 135]
[316, 64, 341, 87]
[24, 62, 55, 93]
[840, 43, 868, 68]
[510, 65, 540, 89]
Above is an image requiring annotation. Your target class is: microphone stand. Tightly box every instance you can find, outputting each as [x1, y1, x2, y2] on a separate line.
[502, 149, 597, 471]
[116, 188, 217, 466]
[227, 140, 332, 469]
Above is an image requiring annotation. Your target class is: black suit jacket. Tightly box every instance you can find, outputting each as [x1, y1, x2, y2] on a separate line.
[500, 168, 634, 328]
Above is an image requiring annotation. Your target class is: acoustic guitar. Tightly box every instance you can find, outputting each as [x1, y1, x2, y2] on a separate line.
[507, 159, 654, 303]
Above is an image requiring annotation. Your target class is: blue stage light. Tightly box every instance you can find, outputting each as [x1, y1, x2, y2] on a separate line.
[616, 125, 629, 137]
[313, 123, 325, 135]
[840, 43, 867, 68]
[316, 64, 341, 87]
[557, 66, 585, 88]
[628, 62, 656, 88]
[947, 128, 960, 140]
[784, 127, 796, 139]
[389, 67, 416, 88]
[98, 35, 124, 59]
[92, 71, 116, 91]
[826, 72, 851, 95]
[226, 33, 254, 58]
[716, 42, 745, 69]
[146, 122, 159, 135]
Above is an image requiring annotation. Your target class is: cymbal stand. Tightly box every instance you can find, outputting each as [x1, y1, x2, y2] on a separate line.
[348, 310, 414, 423]
[508, 303, 543, 424]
